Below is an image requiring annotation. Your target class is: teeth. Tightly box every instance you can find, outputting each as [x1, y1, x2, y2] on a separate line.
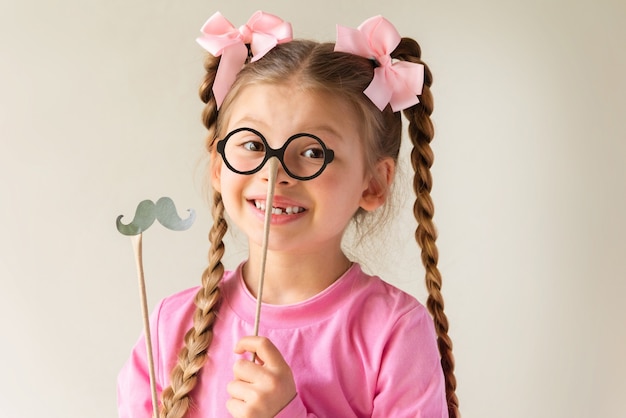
[254, 200, 304, 215]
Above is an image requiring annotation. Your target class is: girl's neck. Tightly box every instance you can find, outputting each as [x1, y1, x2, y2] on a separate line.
[242, 246, 352, 305]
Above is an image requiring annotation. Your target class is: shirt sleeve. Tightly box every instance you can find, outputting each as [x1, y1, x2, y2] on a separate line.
[372, 305, 449, 418]
[117, 300, 164, 418]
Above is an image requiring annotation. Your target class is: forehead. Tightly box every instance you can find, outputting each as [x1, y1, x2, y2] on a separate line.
[220, 82, 360, 139]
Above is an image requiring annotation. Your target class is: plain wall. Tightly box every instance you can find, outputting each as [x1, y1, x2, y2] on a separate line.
[1, 0, 624, 417]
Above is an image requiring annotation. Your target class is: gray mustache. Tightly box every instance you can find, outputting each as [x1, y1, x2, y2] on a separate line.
[116, 197, 196, 236]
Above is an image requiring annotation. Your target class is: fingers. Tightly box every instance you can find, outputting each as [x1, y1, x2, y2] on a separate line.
[233, 336, 284, 367]
[226, 378, 259, 416]
[225, 396, 248, 418]
[226, 336, 297, 418]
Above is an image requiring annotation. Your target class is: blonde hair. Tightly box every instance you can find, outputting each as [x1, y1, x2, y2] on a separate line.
[159, 39, 459, 418]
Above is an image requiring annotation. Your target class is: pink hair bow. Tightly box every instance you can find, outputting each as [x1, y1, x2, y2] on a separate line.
[334, 16, 424, 112]
[196, 11, 293, 108]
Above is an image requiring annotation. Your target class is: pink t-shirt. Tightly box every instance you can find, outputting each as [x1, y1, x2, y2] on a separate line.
[118, 263, 448, 417]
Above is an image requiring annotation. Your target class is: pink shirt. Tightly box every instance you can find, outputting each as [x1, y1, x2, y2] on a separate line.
[118, 263, 448, 417]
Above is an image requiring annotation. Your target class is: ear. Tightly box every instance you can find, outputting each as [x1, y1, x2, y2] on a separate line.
[359, 157, 395, 212]
[210, 146, 222, 193]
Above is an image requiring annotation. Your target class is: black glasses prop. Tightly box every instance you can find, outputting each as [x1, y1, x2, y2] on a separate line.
[216, 127, 335, 181]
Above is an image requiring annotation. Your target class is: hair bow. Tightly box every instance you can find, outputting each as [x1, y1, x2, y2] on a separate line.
[334, 16, 424, 112]
[196, 11, 293, 108]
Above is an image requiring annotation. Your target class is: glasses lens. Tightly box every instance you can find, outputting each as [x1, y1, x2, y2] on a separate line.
[222, 129, 267, 174]
[283, 134, 328, 179]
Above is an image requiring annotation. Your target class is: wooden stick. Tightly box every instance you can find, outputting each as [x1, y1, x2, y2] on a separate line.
[252, 158, 279, 361]
[117, 197, 195, 416]
[131, 233, 159, 418]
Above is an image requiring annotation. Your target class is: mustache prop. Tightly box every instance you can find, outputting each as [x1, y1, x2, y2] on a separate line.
[116, 196, 195, 236]
[116, 196, 195, 418]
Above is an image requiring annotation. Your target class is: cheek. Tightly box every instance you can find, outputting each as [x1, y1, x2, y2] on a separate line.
[218, 170, 243, 200]
[217, 175, 241, 225]
[315, 175, 367, 213]
[322, 160, 369, 195]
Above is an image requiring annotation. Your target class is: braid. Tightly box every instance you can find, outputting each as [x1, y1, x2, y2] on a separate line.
[394, 38, 460, 418]
[159, 54, 227, 418]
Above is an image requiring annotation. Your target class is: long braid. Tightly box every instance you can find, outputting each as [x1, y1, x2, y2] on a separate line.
[394, 38, 460, 418]
[159, 54, 227, 418]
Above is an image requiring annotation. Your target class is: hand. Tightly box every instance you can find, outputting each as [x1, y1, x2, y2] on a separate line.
[226, 336, 297, 418]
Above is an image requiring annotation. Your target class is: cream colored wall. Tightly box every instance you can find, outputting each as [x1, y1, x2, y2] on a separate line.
[1, 1, 624, 417]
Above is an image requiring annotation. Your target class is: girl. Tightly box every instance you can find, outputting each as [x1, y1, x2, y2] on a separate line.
[118, 11, 459, 418]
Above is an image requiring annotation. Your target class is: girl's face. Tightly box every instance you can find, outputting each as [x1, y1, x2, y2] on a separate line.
[211, 82, 388, 255]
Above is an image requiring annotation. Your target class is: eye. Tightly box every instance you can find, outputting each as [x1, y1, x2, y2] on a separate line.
[302, 146, 325, 159]
[242, 140, 265, 152]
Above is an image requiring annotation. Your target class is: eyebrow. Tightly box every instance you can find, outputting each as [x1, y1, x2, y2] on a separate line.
[303, 125, 343, 140]
[228, 116, 267, 128]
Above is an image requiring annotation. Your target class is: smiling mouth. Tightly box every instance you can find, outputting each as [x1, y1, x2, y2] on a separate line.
[253, 200, 306, 215]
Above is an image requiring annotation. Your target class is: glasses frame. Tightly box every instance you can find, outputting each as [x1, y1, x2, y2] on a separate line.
[216, 127, 335, 181]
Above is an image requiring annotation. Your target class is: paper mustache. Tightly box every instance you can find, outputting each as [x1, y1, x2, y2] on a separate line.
[116, 196, 196, 236]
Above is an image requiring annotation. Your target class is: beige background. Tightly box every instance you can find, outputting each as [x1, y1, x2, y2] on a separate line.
[1, 0, 625, 417]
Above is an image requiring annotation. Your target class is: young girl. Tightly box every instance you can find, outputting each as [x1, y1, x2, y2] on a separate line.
[118, 11, 459, 418]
